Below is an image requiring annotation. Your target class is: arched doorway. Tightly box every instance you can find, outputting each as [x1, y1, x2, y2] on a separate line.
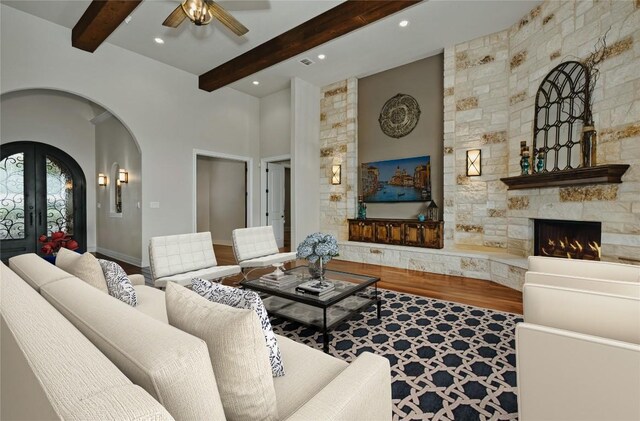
[0, 141, 86, 260]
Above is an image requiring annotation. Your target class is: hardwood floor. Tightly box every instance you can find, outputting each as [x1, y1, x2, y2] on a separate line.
[213, 245, 523, 314]
[98, 246, 523, 314]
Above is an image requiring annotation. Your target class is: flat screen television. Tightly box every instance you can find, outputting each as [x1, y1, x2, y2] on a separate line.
[361, 155, 431, 203]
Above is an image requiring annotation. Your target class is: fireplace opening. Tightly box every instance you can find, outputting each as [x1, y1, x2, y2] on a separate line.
[534, 219, 602, 260]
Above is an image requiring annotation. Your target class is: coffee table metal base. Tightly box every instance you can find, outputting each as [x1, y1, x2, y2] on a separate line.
[262, 292, 382, 353]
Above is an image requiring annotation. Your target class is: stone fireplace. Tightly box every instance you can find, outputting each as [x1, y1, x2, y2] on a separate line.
[534, 219, 602, 260]
[319, 1, 639, 291]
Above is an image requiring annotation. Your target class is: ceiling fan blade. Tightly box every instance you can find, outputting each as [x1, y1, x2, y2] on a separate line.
[162, 4, 188, 28]
[207, 1, 249, 36]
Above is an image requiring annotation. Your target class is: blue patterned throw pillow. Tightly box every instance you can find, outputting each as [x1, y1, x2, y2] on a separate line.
[98, 259, 137, 307]
[191, 278, 285, 377]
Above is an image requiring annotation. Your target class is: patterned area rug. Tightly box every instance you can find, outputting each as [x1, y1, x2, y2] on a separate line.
[270, 289, 523, 421]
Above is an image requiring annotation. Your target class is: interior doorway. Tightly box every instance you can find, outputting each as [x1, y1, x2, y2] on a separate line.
[261, 155, 291, 249]
[195, 154, 248, 246]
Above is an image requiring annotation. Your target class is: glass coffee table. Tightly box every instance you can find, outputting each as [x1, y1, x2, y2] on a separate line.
[241, 266, 381, 352]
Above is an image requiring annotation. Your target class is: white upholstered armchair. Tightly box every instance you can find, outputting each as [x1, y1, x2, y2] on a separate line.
[517, 256, 640, 421]
[231, 226, 297, 280]
[149, 232, 241, 288]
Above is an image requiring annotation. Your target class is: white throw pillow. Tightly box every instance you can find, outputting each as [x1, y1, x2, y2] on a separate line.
[192, 278, 285, 377]
[165, 282, 278, 421]
[56, 248, 108, 293]
[98, 259, 137, 307]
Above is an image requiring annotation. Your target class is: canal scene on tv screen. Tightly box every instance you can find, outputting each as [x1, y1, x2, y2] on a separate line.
[361, 155, 431, 202]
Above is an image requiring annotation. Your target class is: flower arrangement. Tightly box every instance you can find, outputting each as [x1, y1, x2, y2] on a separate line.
[39, 231, 79, 255]
[296, 232, 339, 264]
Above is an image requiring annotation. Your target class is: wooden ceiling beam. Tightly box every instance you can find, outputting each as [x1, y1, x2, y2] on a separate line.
[199, 0, 422, 92]
[72, 0, 143, 53]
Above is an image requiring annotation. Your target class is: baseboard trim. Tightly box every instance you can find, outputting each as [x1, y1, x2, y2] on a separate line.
[96, 247, 142, 267]
[213, 239, 233, 247]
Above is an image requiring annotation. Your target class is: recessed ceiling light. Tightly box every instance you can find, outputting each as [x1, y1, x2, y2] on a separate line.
[124, 15, 132, 24]
[317, 54, 326, 60]
[154, 37, 164, 44]
[399, 20, 409, 28]
[252, 80, 260, 85]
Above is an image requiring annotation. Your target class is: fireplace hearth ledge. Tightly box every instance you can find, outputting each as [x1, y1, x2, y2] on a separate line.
[338, 241, 528, 291]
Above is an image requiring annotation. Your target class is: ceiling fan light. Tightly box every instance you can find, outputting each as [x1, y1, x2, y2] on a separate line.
[181, 0, 213, 26]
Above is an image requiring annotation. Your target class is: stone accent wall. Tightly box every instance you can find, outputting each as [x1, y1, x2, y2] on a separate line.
[446, 0, 640, 263]
[319, 79, 358, 240]
[445, 31, 511, 249]
[318, 1, 638, 289]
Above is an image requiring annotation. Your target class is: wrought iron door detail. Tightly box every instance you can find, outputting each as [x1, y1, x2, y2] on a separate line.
[533, 61, 587, 172]
[0, 153, 26, 240]
[46, 156, 74, 235]
[0, 142, 86, 261]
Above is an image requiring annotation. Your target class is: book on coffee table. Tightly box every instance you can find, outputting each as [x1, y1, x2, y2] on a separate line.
[259, 274, 298, 288]
[295, 280, 335, 295]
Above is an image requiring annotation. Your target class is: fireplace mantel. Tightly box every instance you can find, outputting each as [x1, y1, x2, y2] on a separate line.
[500, 164, 630, 190]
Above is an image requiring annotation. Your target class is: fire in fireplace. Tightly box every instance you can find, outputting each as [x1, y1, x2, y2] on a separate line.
[534, 219, 602, 260]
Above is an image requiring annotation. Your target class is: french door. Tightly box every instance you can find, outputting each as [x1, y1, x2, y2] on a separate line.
[0, 141, 86, 261]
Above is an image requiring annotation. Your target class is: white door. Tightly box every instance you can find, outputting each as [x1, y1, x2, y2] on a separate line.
[267, 163, 285, 248]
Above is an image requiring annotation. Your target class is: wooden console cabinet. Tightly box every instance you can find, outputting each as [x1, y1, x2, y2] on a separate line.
[348, 218, 444, 249]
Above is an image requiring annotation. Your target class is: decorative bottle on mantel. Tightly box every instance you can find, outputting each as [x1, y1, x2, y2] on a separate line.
[535, 150, 545, 173]
[581, 125, 597, 167]
[520, 147, 531, 175]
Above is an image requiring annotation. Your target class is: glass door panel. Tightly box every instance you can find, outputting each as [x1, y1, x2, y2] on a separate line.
[0, 152, 26, 240]
[46, 156, 74, 235]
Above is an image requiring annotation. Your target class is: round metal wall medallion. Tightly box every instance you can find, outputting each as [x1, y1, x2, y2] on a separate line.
[378, 93, 421, 139]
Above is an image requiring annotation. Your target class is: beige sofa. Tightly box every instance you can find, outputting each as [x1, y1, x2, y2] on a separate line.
[2, 254, 392, 420]
[517, 256, 640, 421]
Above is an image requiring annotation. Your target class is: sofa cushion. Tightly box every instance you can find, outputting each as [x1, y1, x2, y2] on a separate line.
[56, 248, 109, 293]
[8, 253, 73, 292]
[192, 278, 285, 377]
[40, 276, 226, 421]
[99, 259, 137, 306]
[165, 282, 278, 421]
[273, 334, 348, 419]
[523, 283, 640, 345]
[134, 285, 168, 323]
[1, 262, 173, 421]
[528, 256, 640, 282]
[149, 232, 218, 279]
[525, 271, 640, 298]
[232, 226, 281, 262]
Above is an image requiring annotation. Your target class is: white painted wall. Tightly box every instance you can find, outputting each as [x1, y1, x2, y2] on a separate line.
[0, 90, 98, 251]
[260, 88, 291, 158]
[196, 157, 246, 246]
[196, 161, 211, 233]
[1, 5, 260, 266]
[95, 115, 142, 264]
[291, 78, 321, 246]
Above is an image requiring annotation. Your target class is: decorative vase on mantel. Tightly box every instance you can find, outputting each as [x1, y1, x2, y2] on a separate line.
[581, 125, 597, 167]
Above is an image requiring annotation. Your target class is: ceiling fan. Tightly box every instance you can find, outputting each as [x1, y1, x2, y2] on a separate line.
[162, 0, 249, 36]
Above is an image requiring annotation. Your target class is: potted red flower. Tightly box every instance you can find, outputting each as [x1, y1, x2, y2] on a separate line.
[39, 231, 79, 256]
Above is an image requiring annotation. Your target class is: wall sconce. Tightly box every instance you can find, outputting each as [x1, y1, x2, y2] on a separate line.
[118, 169, 129, 184]
[466, 149, 482, 176]
[331, 165, 341, 185]
[98, 173, 107, 186]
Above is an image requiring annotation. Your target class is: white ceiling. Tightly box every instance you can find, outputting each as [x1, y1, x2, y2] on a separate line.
[3, 0, 540, 98]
